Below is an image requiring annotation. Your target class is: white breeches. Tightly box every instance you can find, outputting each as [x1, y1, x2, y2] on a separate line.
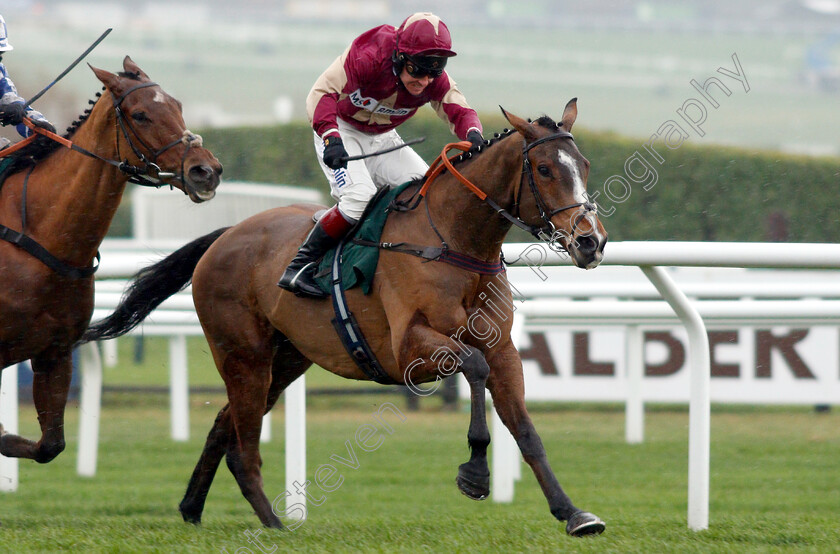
[313, 119, 428, 220]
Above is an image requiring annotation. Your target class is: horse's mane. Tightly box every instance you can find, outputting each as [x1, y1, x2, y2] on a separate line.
[2, 87, 108, 174]
[449, 114, 560, 166]
[118, 71, 142, 80]
[14, 72, 144, 169]
[400, 115, 561, 194]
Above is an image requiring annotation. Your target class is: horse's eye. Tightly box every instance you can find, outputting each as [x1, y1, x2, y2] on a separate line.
[131, 112, 149, 123]
[537, 165, 551, 177]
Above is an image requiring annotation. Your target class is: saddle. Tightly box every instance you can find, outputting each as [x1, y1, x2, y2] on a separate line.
[313, 181, 414, 296]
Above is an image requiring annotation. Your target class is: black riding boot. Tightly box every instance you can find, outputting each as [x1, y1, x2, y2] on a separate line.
[277, 222, 338, 298]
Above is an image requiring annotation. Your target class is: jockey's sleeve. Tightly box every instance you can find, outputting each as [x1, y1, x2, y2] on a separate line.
[0, 62, 25, 108]
[429, 74, 483, 140]
[0, 62, 50, 138]
[307, 46, 352, 141]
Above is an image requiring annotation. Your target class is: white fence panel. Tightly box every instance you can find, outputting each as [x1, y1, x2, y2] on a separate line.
[132, 181, 323, 240]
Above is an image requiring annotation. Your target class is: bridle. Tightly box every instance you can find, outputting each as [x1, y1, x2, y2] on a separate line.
[20, 80, 202, 190]
[0, 80, 204, 279]
[109, 81, 202, 189]
[518, 131, 598, 250]
[413, 131, 598, 251]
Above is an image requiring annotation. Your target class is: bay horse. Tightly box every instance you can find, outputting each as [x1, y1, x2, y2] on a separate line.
[0, 57, 222, 465]
[82, 99, 607, 536]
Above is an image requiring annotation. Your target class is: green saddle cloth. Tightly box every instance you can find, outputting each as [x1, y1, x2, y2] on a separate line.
[315, 182, 413, 296]
[0, 156, 18, 182]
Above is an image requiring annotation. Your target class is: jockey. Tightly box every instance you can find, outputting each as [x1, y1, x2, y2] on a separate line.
[278, 12, 485, 298]
[0, 14, 56, 147]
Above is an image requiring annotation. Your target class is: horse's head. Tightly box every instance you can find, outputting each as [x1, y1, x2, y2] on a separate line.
[502, 100, 607, 269]
[89, 56, 222, 203]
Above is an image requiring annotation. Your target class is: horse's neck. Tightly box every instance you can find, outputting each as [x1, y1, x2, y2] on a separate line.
[425, 139, 522, 260]
[20, 105, 127, 264]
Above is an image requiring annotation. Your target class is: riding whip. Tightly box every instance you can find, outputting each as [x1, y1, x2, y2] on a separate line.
[338, 136, 425, 163]
[26, 28, 113, 106]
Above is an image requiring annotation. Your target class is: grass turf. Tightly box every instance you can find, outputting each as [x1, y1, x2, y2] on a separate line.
[1, 391, 838, 553]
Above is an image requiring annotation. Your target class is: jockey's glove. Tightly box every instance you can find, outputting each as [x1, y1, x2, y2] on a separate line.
[467, 130, 485, 153]
[323, 135, 349, 170]
[30, 118, 56, 135]
[0, 102, 25, 126]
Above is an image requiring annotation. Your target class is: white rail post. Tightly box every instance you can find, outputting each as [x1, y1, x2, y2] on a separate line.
[640, 266, 710, 531]
[77, 343, 103, 477]
[0, 363, 19, 492]
[260, 412, 272, 443]
[102, 338, 119, 367]
[285, 374, 306, 518]
[492, 311, 525, 503]
[625, 325, 644, 444]
[170, 335, 190, 441]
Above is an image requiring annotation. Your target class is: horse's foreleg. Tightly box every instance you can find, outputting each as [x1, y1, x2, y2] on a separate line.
[0, 354, 71, 463]
[487, 345, 605, 536]
[455, 345, 491, 501]
[398, 322, 491, 500]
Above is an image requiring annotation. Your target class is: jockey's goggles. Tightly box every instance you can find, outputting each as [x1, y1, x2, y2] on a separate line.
[403, 54, 447, 78]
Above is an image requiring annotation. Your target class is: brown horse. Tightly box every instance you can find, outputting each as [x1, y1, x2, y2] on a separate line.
[0, 57, 222, 464]
[82, 99, 607, 536]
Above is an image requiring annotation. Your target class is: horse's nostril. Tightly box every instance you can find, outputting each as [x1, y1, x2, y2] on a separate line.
[189, 165, 216, 184]
[576, 235, 598, 254]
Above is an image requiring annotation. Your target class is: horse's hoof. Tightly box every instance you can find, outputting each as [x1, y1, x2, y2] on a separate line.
[261, 514, 284, 529]
[456, 464, 490, 501]
[179, 504, 202, 526]
[566, 511, 606, 537]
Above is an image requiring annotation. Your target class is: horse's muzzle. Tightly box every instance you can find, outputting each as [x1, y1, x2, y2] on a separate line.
[184, 159, 223, 203]
[571, 233, 607, 269]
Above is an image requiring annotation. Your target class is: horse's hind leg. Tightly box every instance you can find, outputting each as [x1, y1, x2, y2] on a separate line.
[0, 353, 71, 463]
[487, 344, 605, 536]
[224, 335, 312, 526]
[179, 404, 233, 524]
[454, 345, 492, 501]
[179, 333, 311, 526]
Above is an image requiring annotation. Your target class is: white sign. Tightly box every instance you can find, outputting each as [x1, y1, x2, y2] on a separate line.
[514, 326, 839, 405]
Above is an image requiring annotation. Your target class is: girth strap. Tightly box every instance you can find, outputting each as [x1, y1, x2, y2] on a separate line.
[0, 224, 99, 279]
[352, 238, 505, 275]
[329, 240, 396, 385]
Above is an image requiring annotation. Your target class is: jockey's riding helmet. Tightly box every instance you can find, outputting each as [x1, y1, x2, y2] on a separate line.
[0, 16, 13, 52]
[393, 12, 456, 78]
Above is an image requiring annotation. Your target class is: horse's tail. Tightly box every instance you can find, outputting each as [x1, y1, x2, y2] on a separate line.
[78, 227, 230, 345]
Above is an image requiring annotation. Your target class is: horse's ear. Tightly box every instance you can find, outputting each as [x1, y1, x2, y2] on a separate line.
[560, 98, 578, 131]
[499, 106, 540, 142]
[89, 63, 119, 90]
[122, 56, 150, 80]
